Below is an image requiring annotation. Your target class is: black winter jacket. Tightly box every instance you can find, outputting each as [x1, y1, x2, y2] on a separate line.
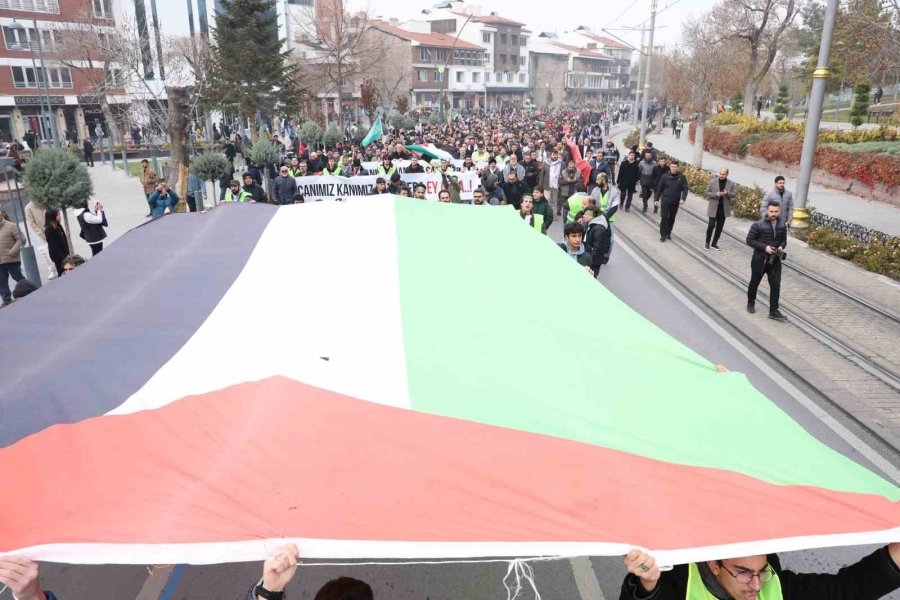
[656, 172, 689, 205]
[616, 159, 640, 190]
[620, 547, 900, 600]
[746, 217, 787, 260]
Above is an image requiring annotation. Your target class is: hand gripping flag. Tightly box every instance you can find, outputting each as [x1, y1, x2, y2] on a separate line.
[362, 116, 383, 148]
[1, 199, 898, 566]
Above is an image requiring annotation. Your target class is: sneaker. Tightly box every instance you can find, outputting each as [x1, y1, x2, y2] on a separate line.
[660, 236, 666, 242]
[642, 206, 647, 213]
[625, 207, 631, 212]
[768, 309, 788, 322]
[711, 244, 721, 251]
[747, 303, 756, 314]
[666, 235, 672, 240]
[705, 243, 710, 250]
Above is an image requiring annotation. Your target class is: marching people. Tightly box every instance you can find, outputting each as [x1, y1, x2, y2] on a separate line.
[621, 543, 900, 600]
[531, 187, 553, 234]
[650, 155, 668, 214]
[638, 150, 657, 214]
[501, 170, 529, 210]
[616, 150, 639, 213]
[243, 173, 268, 203]
[224, 180, 255, 203]
[559, 160, 581, 221]
[705, 167, 735, 250]
[656, 160, 689, 242]
[76, 200, 108, 256]
[747, 199, 788, 322]
[540, 148, 563, 216]
[559, 221, 595, 275]
[273, 166, 299, 205]
[761, 176, 795, 227]
[590, 174, 620, 259]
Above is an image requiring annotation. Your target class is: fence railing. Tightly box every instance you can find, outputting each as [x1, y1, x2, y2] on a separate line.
[810, 211, 896, 245]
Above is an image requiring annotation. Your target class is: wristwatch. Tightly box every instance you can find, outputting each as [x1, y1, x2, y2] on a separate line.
[254, 578, 285, 600]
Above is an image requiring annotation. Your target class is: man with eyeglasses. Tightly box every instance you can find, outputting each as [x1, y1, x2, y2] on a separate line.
[620, 544, 900, 600]
[272, 166, 298, 205]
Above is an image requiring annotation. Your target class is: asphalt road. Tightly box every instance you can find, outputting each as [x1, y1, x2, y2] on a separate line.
[30, 212, 900, 600]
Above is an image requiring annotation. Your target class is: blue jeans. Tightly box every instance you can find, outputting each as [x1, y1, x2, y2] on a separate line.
[0, 261, 24, 302]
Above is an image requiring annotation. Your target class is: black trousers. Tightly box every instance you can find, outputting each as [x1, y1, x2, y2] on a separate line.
[620, 186, 635, 209]
[85, 152, 94, 166]
[640, 185, 653, 209]
[748, 255, 782, 311]
[659, 202, 679, 238]
[89, 242, 103, 256]
[187, 194, 198, 213]
[706, 201, 726, 245]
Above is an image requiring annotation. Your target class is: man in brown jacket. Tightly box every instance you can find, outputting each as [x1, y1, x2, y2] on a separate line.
[0, 210, 26, 306]
[139, 159, 159, 217]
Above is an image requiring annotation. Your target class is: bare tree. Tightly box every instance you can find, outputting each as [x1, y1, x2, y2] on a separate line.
[666, 20, 744, 167]
[363, 26, 411, 113]
[710, 0, 800, 115]
[292, 0, 385, 121]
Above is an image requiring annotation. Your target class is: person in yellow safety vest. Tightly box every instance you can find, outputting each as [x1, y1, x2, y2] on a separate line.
[287, 158, 303, 177]
[518, 195, 544, 232]
[223, 180, 255, 203]
[377, 157, 396, 177]
[472, 147, 490, 163]
[620, 545, 900, 600]
[589, 174, 620, 258]
[566, 192, 590, 224]
[320, 156, 341, 176]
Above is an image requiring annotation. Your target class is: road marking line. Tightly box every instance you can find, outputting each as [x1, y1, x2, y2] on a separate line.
[569, 557, 607, 600]
[135, 564, 187, 600]
[617, 236, 900, 484]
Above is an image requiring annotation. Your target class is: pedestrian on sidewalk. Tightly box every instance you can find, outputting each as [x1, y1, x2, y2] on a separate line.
[705, 167, 735, 250]
[83, 138, 94, 167]
[76, 200, 107, 256]
[746, 199, 788, 322]
[616, 150, 640, 212]
[43, 208, 68, 277]
[24, 200, 57, 280]
[761, 176, 794, 227]
[674, 119, 684, 140]
[139, 159, 159, 217]
[656, 160, 688, 241]
[0, 209, 25, 307]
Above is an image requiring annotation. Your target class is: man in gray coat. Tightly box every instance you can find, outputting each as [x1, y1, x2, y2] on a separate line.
[272, 165, 299, 205]
[705, 167, 736, 249]
[0, 210, 25, 307]
[761, 175, 794, 227]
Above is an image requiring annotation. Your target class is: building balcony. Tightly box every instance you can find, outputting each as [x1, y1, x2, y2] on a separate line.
[0, 0, 60, 14]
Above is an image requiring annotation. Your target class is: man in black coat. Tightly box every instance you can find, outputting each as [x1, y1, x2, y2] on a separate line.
[620, 544, 900, 600]
[616, 151, 640, 212]
[746, 199, 788, 321]
[649, 156, 668, 214]
[656, 160, 689, 241]
[500, 170, 528, 210]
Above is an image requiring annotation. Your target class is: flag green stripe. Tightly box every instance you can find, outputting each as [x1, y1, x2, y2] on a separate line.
[393, 199, 899, 499]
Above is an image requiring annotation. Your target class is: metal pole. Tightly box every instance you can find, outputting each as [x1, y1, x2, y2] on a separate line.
[633, 26, 645, 126]
[639, 0, 657, 147]
[25, 34, 50, 148]
[6, 167, 40, 286]
[793, 0, 839, 228]
[33, 19, 59, 149]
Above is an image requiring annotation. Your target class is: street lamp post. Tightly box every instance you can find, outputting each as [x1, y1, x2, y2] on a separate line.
[438, 13, 475, 123]
[638, 0, 658, 147]
[792, 0, 840, 228]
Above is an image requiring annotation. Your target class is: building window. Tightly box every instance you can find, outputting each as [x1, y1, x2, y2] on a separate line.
[499, 54, 506, 65]
[92, 0, 113, 18]
[417, 70, 428, 82]
[520, 37, 527, 46]
[519, 73, 526, 83]
[519, 56, 526, 66]
[499, 33, 507, 45]
[106, 68, 124, 87]
[3, 26, 59, 51]
[506, 72, 512, 82]
[482, 32, 491, 43]
[2, 0, 60, 13]
[485, 72, 490, 82]
[472, 72, 480, 83]
[511, 35, 518, 46]
[434, 70, 443, 82]
[11, 66, 73, 88]
[456, 71, 463, 83]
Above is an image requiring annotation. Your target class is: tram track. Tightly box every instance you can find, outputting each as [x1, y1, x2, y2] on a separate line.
[612, 220, 900, 468]
[625, 207, 900, 392]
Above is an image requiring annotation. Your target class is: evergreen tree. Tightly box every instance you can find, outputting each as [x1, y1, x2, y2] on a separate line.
[23, 149, 93, 252]
[848, 84, 871, 128]
[773, 82, 789, 121]
[729, 91, 743, 113]
[205, 0, 301, 139]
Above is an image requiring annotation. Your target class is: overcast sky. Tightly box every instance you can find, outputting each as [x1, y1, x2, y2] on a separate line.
[159, 0, 712, 51]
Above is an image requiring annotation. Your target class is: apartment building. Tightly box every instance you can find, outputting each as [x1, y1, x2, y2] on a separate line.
[559, 26, 632, 102]
[0, 0, 123, 143]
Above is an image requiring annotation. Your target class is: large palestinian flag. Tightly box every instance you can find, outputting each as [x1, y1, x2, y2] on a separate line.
[1, 198, 898, 566]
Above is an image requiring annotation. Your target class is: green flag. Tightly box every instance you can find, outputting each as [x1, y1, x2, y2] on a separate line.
[362, 116, 383, 148]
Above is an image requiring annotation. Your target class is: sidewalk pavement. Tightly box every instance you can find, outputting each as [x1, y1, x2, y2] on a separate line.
[642, 130, 900, 237]
[8, 163, 213, 286]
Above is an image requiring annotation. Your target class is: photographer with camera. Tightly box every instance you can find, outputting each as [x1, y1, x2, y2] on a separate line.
[746, 199, 788, 322]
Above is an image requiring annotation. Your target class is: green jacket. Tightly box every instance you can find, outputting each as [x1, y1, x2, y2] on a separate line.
[532, 198, 553, 233]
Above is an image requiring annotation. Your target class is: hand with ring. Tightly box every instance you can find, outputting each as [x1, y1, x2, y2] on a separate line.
[624, 548, 661, 593]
